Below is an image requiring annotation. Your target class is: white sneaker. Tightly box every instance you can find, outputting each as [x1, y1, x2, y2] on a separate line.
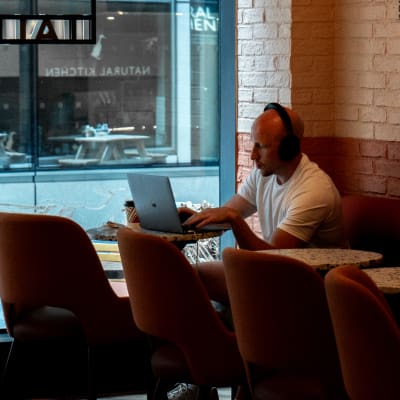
[167, 383, 199, 400]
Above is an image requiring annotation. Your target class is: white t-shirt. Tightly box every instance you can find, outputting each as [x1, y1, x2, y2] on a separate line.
[238, 154, 345, 248]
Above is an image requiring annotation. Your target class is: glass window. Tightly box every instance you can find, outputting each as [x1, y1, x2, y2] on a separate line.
[38, 2, 173, 167]
[0, 0, 235, 332]
[0, 1, 221, 170]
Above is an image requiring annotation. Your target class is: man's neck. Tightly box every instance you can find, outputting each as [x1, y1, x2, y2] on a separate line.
[276, 153, 302, 184]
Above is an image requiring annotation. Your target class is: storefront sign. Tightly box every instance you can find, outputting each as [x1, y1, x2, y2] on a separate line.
[191, 6, 218, 32]
[44, 65, 152, 77]
[0, 0, 96, 43]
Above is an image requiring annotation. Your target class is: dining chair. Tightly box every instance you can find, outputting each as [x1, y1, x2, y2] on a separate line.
[117, 227, 247, 400]
[341, 194, 400, 266]
[325, 265, 400, 400]
[222, 248, 347, 400]
[0, 212, 153, 399]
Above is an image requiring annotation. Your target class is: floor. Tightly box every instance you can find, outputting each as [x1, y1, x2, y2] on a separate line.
[33, 387, 231, 400]
[102, 387, 231, 400]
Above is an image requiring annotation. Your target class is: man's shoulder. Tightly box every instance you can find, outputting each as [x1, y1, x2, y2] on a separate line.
[290, 155, 341, 202]
[298, 154, 336, 183]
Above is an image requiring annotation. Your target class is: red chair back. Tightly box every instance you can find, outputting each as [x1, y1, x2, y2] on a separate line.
[223, 248, 345, 398]
[117, 227, 245, 386]
[325, 265, 400, 400]
[0, 212, 142, 345]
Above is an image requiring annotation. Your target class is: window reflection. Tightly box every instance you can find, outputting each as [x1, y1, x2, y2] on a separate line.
[0, 1, 221, 170]
[38, 5, 171, 167]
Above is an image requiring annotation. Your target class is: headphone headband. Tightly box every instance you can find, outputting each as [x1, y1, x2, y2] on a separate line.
[264, 102, 294, 136]
[263, 102, 300, 161]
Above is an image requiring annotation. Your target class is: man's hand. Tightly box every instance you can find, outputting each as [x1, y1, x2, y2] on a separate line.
[182, 206, 237, 229]
[177, 207, 197, 224]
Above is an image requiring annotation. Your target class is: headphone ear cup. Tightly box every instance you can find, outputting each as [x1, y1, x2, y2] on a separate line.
[278, 133, 300, 161]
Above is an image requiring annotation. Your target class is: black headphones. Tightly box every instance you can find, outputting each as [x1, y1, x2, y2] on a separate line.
[264, 102, 300, 161]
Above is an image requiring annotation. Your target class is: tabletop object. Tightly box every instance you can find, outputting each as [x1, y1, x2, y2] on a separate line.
[0, 132, 8, 153]
[87, 222, 121, 241]
[259, 248, 383, 272]
[0, 133, 10, 167]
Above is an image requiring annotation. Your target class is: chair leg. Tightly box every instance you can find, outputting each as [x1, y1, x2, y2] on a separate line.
[0, 338, 15, 397]
[198, 385, 216, 400]
[87, 345, 97, 400]
[233, 385, 251, 400]
[210, 387, 219, 400]
[151, 378, 171, 400]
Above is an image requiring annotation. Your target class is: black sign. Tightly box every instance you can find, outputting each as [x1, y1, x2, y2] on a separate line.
[0, 0, 96, 43]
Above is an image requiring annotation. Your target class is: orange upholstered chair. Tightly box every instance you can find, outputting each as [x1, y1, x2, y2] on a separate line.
[325, 265, 400, 400]
[341, 194, 400, 266]
[222, 248, 347, 400]
[0, 212, 152, 399]
[117, 227, 246, 400]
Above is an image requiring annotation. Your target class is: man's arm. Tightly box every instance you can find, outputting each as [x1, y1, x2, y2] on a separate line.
[183, 194, 306, 250]
[182, 194, 254, 227]
[229, 215, 306, 250]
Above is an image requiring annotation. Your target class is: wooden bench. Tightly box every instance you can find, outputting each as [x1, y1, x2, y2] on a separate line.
[58, 158, 99, 166]
[124, 148, 168, 162]
[92, 241, 123, 279]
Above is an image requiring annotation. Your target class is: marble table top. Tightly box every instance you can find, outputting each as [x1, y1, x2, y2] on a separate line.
[364, 267, 400, 294]
[87, 221, 223, 242]
[259, 248, 383, 271]
[127, 222, 224, 242]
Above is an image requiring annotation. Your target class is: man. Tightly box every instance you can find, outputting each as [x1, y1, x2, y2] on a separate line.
[181, 103, 345, 305]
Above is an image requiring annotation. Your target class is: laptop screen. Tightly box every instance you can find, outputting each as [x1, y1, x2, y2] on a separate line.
[127, 173, 185, 233]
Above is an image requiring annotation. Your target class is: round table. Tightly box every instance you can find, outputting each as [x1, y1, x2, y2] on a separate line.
[87, 221, 223, 243]
[88, 221, 223, 264]
[363, 267, 400, 294]
[363, 267, 400, 325]
[127, 222, 224, 251]
[259, 248, 383, 272]
[127, 222, 223, 242]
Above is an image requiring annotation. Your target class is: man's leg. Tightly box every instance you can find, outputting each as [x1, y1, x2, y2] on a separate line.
[194, 260, 230, 306]
[194, 260, 233, 330]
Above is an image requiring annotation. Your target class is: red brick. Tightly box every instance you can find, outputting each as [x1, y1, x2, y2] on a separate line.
[302, 137, 335, 156]
[388, 142, 400, 160]
[331, 173, 358, 194]
[330, 138, 361, 157]
[358, 175, 387, 195]
[375, 160, 400, 179]
[309, 155, 335, 176]
[360, 140, 386, 158]
[333, 156, 374, 174]
[237, 151, 250, 166]
[388, 178, 400, 198]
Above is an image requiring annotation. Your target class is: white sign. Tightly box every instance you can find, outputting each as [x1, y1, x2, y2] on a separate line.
[44, 65, 152, 78]
[190, 6, 218, 33]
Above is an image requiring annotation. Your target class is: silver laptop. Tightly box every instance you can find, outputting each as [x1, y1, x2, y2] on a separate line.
[127, 173, 230, 234]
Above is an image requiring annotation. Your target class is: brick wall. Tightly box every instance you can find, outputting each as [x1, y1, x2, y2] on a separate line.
[237, 0, 292, 134]
[237, 1, 400, 209]
[303, 137, 400, 198]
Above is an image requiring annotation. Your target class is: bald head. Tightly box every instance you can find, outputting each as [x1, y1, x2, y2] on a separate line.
[254, 105, 304, 141]
[249, 104, 304, 179]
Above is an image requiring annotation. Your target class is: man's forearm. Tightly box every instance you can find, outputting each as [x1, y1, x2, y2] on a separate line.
[229, 213, 274, 250]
